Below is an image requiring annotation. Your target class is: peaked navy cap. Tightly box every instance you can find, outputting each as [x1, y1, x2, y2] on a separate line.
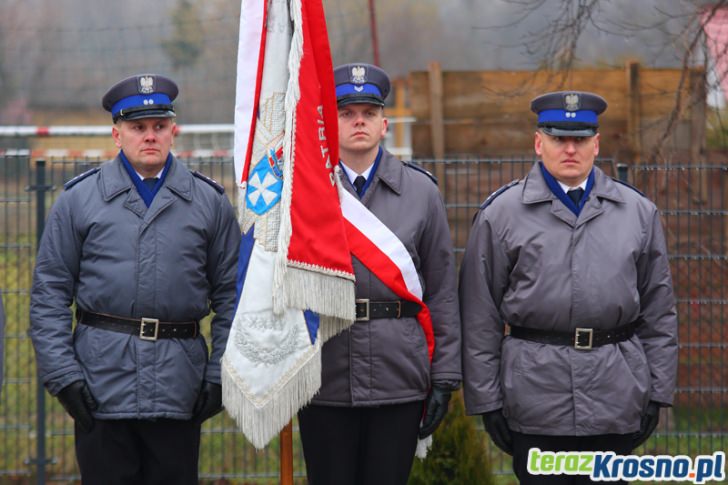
[531, 91, 607, 137]
[102, 74, 178, 122]
[334, 63, 391, 107]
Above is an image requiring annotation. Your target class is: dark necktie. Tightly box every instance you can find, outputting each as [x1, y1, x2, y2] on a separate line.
[567, 187, 584, 206]
[353, 175, 366, 196]
[143, 177, 159, 191]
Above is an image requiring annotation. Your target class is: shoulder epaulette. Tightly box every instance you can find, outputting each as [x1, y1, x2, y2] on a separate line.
[480, 179, 520, 210]
[192, 171, 225, 194]
[611, 177, 645, 197]
[64, 167, 100, 190]
[403, 161, 438, 185]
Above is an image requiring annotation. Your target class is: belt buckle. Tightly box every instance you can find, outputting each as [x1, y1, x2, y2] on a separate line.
[140, 318, 160, 341]
[574, 328, 593, 350]
[355, 299, 369, 321]
[395, 301, 401, 318]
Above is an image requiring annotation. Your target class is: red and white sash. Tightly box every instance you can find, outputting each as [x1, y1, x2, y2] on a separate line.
[339, 186, 435, 361]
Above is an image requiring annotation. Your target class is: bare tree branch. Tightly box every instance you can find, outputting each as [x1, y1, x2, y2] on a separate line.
[649, 0, 728, 162]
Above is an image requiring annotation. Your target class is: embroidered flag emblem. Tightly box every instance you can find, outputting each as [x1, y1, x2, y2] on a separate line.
[246, 148, 283, 214]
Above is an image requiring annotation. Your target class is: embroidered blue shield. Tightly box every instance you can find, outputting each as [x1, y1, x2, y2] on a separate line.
[246, 149, 284, 215]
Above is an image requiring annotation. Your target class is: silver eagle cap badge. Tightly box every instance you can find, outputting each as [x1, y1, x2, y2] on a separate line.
[138, 76, 155, 94]
[564, 93, 580, 112]
[351, 66, 366, 84]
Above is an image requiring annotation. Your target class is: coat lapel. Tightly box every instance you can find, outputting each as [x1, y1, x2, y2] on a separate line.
[522, 163, 578, 227]
[575, 169, 624, 228]
[522, 163, 625, 228]
[141, 157, 193, 226]
[99, 155, 192, 224]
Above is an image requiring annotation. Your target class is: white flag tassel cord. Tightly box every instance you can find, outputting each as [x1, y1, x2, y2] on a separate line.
[274, 0, 314, 314]
[223, 0, 355, 449]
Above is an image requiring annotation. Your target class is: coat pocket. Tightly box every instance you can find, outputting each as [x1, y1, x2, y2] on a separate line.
[155, 338, 208, 412]
[74, 327, 137, 412]
[576, 341, 650, 434]
[500, 340, 574, 431]
[619, 337, 652, 409]
[372, 318, 429, 396]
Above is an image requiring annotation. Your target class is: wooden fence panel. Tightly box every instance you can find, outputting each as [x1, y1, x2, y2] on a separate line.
[408, 63, 705, 161]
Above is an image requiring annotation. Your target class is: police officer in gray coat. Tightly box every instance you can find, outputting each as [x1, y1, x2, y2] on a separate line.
[30, 74, 241, 485]
[460, 91, 678, 484]
[297, 63, 462, 485]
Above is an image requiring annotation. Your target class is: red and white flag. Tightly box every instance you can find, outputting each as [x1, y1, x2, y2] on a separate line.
[223, 0, 354, 449]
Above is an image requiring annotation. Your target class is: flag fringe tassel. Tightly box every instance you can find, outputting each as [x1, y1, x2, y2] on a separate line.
[221, 350, 321, 450]
[280, 266, 355, 323]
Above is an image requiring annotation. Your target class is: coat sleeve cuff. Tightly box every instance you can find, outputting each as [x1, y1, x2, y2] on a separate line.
[432, 379, 461, 391]
[650, 389, 674, 407]
[204, 365, 221, 385]
[46, 371, 86, 396]
[464, 399, 504, 416]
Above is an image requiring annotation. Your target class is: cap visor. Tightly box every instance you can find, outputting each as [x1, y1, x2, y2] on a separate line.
[541, 126, 596, 137]
[337, 95, 385, 108]
[119, 109, 176, 121]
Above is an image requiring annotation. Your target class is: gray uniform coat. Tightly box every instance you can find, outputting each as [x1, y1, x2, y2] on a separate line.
[460, 163, 678, 435]
[30, 156, 240, 419]
[311, 150, 462, 406]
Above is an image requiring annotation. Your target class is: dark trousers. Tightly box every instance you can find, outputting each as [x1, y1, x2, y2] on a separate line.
[511, 431, 633, 485]
[298, 402, 423, 485]
[75, 418, 201, 485]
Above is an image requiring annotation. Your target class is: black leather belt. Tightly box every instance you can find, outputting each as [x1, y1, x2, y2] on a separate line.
[77, 309, 199, 341]
[508, 320, 641, 350]
[355, 299, 420, 321]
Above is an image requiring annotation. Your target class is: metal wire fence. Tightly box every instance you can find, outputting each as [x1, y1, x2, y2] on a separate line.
[1, 155, 726, 483]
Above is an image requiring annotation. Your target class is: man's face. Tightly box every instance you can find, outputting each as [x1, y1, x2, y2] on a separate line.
[337, 103, 388, 157]
[112, 117, 177, 176]
[534, 130, 599, 186]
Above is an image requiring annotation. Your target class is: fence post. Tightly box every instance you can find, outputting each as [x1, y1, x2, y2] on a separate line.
[626, 60, 642, 163]
[617, 163, 629, 183]
[26, 159, 53, 485]
[428, 61, 445, 160]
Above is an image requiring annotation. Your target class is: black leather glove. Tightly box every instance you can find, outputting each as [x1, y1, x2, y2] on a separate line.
[192, 381, 223, 424]
[57, 380, 98, 433]
[632, 401, 660, 449]
[418, 386, 452, 438]
[482, 409, 513, 455]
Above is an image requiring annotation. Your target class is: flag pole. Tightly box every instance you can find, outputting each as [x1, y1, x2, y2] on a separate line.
[280, 420, 294, 484]
[279, 2, 298, 483]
